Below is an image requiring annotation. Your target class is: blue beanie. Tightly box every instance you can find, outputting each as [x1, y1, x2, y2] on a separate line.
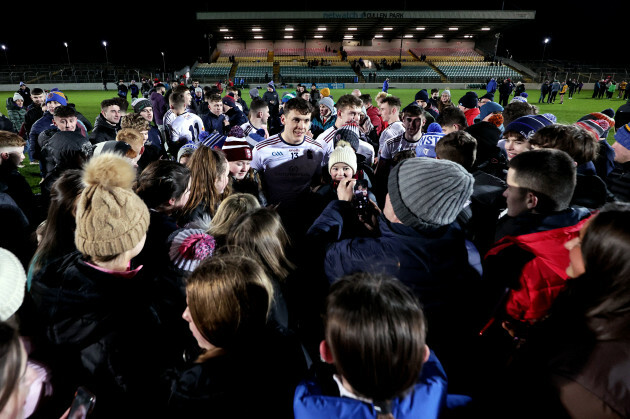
[478, 101, 504, 121]
[505, 114, 556, 139]
[45, 91, 67, 106]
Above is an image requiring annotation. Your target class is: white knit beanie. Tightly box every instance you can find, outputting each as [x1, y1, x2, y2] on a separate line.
[0, 248, 26, 321]
[328, 141, 357, 175]
[13, 93, 24, 102]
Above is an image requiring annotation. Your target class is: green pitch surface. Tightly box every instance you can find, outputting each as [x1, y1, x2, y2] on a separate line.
[1, 88, 626, 193]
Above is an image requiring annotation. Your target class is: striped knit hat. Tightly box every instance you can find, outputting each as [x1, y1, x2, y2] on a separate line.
[505, 114, 556, 139]
[575, 119, 610, 140]
[388, 158, 473, 231]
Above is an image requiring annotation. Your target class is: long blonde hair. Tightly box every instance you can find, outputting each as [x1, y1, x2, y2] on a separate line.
[226, 208, 294, 281]
[207, 193, 260, 238]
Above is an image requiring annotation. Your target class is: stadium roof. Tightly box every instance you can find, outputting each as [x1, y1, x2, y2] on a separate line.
[197, 10, 535, 42]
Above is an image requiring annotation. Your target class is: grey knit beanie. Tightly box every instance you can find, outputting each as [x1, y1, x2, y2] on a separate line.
[387, 158, 473, 230]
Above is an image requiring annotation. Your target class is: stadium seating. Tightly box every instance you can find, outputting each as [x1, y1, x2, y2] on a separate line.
[191, 63, 232, 81]
[274, 48, 341, 62]
[346, 49, 416, 63]
[278, 63, 358, 83]
[436, 62, 522, 81]
[411, 48, 483, 62]
[234, 62, 274, 83]
[361, 63, 441, 83]
[217, 49, 268, 62]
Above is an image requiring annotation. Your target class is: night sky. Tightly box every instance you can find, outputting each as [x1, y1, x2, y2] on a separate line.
[1, 1, 627, 71]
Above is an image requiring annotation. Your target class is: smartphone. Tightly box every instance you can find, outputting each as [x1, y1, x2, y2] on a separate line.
[67, 387, 96, 419]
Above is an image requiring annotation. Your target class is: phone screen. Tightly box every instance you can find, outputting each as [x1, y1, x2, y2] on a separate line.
[68, 387, 95, 419]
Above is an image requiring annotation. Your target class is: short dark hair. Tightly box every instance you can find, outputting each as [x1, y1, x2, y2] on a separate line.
[431, 88, 439, 94]
[100, 98, 120, 110]
[402, 104, 425, 118]
[435, 131, 477, 171]
[284, 97, 313, 115]
[437, 106, 468, 129]
[381, 96, 401, 109]
[32, 88, 45, 96]
[249, 98, 268, 115]
[113, 97, 129, 112]
[509, 148, 576, 213]
[503, 102, 536, 126]
[529, 124, 599, 165]
[169, 92, 186, 109]
[359, 93, 372, 107]
[53, 105, 77, 118]
[135, 160, 191, 210]
[207, 93, 222, 103]
[335, 94, 363, 112]
[325, 273, 427, 403]
[173, 84, 189, 95]
[155, 83, 166, 90]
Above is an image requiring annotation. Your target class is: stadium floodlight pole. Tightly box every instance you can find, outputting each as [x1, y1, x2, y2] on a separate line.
[103, 41, 109, 64]
[64, 42, 71, 66]
[542, 38, 550, 62]
[161, 52, 166, 77]
[1, 44, 8, 67]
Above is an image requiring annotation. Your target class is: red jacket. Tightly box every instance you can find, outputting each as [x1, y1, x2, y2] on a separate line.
[463, 108, 480, 128]
[486, 216, 592, 323]
[366, 105, 384, 136]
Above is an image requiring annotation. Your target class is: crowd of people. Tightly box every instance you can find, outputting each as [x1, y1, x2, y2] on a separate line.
[1, 75, 630, 418]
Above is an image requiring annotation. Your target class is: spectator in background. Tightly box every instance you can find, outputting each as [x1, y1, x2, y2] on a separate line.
[23, 88, 46, 140]
[6, 93, 26, 134]
[89, 98, 121, 144]
[150, 83, 168, 127]
[117, 80, 129, 100]
[17, 81, 32, 108]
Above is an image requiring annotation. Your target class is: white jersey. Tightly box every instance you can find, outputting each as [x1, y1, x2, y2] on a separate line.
[163, 109, 176, 130]
[315, 126, 337, 162]
[378, 121, 405, 155]
[380, 133, 419, 160]
[241, 121, 268, 148]
[251, 134, 324, 206]
[170, 112, 205, 144]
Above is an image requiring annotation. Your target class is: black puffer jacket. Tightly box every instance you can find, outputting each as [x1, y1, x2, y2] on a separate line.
[30, 252, 175, 418]
[89, 113, 118, 145]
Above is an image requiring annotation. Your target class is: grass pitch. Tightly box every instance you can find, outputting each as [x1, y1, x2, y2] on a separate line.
[2, 87, 626, 193]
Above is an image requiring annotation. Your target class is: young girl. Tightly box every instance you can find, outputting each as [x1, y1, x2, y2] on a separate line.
[179, 146, 231, 226]
[294, 273, 449, 419]
[28, 169, 84, 288]
[222, 133, 267, 206]
[207, 193, 260, 246]
[30, 153, 168, 417]
[168, 254, 306, 417]
[225, 208, 294, 330]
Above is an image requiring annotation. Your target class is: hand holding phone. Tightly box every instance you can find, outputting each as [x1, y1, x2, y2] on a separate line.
[67, 387, 95, 419]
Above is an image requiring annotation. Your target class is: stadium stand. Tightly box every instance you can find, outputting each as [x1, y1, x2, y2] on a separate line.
[278, 62, 358, 83]
[346, 49, 415, 63]
[234, 62, 274, 83]
[361, 62, 441, 83]
[411, 48, 483, 62]
[217, 48, 268, 62]
[274, 48, 341, 62]
[436, 61, 522, 81]
[191, 63, 232, 81]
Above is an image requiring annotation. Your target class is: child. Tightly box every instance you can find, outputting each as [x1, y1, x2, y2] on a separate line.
[30, 153, 170, 417]
[169, 254, 307, 417]
[222, 129, 267, 206]
[294, 273, 449, 419]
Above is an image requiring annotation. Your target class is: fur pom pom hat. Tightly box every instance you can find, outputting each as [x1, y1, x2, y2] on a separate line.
[75, 153, 150, 257]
